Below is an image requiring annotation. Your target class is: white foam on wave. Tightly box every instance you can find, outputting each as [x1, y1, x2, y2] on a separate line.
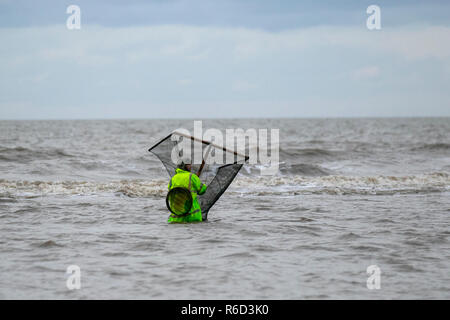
[232, 172, 450, 195]
[0, 179, 168, 198]
[0, 172, 448, 198]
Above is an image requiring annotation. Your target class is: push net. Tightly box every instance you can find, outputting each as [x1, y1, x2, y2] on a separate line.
[148, 131, 248, 219]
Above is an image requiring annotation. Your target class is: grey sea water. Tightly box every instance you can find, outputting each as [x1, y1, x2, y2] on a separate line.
[0, 118, 449, 299]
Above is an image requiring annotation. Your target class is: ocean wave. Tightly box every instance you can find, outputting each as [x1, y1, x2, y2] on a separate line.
[242, 162, 332, 176]
[279, 163, 332, 176]
[0, 146, 73, 163]
[231, 172, 450, 195]
[0, 172, 448, 198]
[410, 143, 450, 152]
[0, 179, 168, 198]
[34, 240, 64, 248]
[280, 147, 338, 160]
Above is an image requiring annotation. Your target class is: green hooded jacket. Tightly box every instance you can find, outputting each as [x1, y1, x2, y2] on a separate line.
[168, 168, 207, 223]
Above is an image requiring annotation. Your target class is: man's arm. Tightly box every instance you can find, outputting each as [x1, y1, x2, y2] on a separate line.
[192, 174, 207, 195]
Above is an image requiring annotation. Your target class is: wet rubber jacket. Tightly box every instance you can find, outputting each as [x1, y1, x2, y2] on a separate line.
[167, 168, 207, 223]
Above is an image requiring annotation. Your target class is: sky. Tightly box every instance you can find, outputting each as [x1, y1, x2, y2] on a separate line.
[0, 0, 449, 119]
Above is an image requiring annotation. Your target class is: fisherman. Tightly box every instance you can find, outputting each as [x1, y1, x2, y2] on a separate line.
[167, 157, 207, 223]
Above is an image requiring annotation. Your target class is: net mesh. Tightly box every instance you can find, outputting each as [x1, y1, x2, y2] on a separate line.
[167, 187, 192, 215]
[149, 132, 247, 219]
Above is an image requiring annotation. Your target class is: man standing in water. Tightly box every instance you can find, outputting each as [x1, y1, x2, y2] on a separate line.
[167, 158, 207, 223]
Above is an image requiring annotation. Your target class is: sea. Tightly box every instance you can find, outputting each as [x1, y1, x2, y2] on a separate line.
[0, 118, 449, 299]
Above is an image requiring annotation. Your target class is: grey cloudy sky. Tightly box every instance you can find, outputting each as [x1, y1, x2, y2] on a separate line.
[0, 0, 449, 119]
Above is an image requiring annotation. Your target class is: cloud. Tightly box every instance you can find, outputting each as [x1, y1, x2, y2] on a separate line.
[178, 79, 192, 86]
[376, 26, 450, 60]
[3, 24, 450, 65]
[1, 24, 450, 119]
[232, 80, 258, 92]
[353, 66, 380, 80]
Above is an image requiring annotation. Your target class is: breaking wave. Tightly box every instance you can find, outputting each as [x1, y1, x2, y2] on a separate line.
[0, 172, 448, 198]
[232, 172, 450, 195]
[0, 179, 168, 198]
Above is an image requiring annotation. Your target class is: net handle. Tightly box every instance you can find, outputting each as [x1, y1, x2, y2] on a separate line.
[173, 131, 249, 161]
[197, 144, 212, 177]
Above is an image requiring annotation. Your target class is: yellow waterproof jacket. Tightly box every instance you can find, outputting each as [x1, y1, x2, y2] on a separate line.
[168, 168, 207, 223]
